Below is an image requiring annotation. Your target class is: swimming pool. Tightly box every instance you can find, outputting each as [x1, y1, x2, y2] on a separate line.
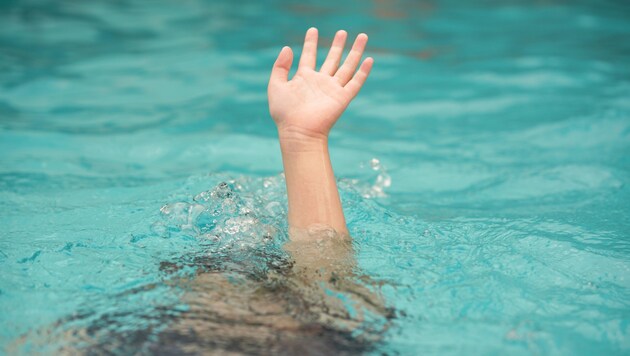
[1, 0, 629, 354]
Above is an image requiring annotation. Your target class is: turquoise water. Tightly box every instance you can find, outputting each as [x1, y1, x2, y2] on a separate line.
[2, 0, 630, 354]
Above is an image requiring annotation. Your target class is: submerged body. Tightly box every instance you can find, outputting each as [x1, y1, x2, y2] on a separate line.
[13, 228, 390, 355]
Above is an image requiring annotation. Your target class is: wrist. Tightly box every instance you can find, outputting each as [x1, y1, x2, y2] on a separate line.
[278, 125, 328, 153]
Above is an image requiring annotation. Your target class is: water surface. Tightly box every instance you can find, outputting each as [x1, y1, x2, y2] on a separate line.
[1, 0, 630, 354]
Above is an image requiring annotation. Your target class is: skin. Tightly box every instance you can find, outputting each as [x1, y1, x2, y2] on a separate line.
[268, 27, 374, 236]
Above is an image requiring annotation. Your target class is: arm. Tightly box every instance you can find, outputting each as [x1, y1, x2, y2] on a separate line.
[267, 28, 373, 238]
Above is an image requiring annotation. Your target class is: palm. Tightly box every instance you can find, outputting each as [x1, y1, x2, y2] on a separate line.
[268, 29, 373, 137]
[272, 70, 348, 134]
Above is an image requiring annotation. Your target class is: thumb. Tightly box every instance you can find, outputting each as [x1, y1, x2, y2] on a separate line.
[269, 46, 293, 85]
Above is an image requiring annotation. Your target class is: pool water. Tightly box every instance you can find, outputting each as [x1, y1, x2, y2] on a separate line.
[2, 0, 630, 354]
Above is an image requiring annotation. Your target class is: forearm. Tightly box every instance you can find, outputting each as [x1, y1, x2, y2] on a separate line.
[279, 128, 348, 236]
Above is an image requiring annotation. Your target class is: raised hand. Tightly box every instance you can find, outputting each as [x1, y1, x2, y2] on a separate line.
[268, 28, 373, 141]
[268, 28, 374, 235]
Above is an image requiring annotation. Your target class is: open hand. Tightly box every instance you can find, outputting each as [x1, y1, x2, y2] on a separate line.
[268, 28, 373, 141]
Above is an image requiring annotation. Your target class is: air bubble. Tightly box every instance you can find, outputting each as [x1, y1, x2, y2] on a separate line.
[370, 158, 381, 171]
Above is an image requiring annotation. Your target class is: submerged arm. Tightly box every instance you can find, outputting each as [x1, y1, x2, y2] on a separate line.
[268, 28, 373, 238]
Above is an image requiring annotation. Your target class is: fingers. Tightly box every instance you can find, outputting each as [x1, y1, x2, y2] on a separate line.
[320, 30, 347, 75]
[269, 46, 293, 86]
[345, 57, 373, 99]
[274, 29, 370, 89]
[298, 27, 318, 71]
[334, 33, 368, 85]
